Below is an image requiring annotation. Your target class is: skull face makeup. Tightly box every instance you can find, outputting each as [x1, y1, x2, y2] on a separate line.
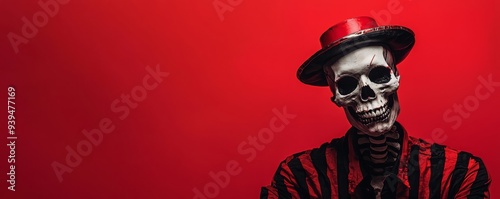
[327, 46, 400, 136]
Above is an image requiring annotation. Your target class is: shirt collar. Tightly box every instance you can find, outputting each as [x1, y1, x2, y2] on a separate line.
[345, 122, 411, 194]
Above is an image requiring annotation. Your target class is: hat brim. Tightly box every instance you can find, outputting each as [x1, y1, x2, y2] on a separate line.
[297, 26, 415, 86]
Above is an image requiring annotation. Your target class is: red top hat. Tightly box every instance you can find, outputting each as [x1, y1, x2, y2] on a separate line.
[297, 16, 415, 86]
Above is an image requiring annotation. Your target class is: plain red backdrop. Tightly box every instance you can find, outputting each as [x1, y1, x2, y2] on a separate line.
[1, 0, 499, 198]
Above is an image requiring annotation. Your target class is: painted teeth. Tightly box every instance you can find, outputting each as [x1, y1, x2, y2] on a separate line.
[356, 103, 390, 124]
[356, 103, 388, 118]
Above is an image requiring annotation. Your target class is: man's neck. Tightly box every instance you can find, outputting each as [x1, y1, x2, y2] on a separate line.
[355, 125, 402, 175]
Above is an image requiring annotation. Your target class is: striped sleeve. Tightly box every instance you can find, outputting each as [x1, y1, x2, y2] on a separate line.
[260, 141, 338, 199]
[429, 144, 446, 199]
[452, 156, 491, 199]
[260, 158, 303, 199]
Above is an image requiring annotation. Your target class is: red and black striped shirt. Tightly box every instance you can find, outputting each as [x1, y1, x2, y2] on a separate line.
[260, 123, 491, 198]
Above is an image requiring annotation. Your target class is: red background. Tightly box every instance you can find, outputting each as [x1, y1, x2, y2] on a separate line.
[1, 0, 499, 198]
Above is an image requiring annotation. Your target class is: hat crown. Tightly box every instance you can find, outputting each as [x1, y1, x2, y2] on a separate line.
[320, 16, 379, 48]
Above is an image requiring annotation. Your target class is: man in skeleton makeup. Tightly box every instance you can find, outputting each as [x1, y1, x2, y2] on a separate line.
[261, 17, 491, 198]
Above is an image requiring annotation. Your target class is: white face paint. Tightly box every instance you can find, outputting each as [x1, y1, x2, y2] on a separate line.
[328, 46, 400, 136]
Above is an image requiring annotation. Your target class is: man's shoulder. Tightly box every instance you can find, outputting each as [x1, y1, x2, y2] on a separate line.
[408, 136, 486, 165]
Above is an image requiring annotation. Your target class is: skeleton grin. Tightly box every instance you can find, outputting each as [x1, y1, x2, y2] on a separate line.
[348, 95, 394, 125]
